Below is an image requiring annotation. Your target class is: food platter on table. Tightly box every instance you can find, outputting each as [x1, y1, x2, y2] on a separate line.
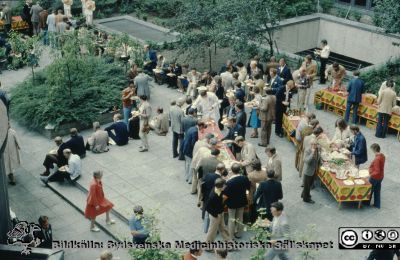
[354, 179, 365, 185]
[343, 180, 355, 186]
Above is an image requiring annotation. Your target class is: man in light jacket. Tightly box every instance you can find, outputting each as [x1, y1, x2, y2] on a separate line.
[376, 79, 397, 138]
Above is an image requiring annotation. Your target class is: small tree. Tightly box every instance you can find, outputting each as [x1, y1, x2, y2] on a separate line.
[373, 0, 400, 33]
[172, 0, 231, 71]
[228, 0, 285, 57]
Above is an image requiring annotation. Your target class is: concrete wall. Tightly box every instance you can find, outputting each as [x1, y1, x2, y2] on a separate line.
[274, 18, 320, 54]
[317, 18, 400, 64]
[274, 14, 400, 65]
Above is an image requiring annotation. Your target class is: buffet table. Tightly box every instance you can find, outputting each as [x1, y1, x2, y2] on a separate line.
[314, 88, 400, 141]
[198, 120, 235, 164]
[0, 16, 29, 31]
[282, 114, 372, 208]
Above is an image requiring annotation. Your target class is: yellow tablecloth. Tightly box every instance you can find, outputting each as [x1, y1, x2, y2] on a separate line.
[282, 114, 372, 207]
[316, 88, 400, 132]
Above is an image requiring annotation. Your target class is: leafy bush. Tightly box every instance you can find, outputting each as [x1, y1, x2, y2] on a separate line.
[351, 10, 362, 22]
[10, 56, 127, 130]
[136, 0, 182, 18]
[336, 8, 348, 18]
[319, 0, 334, 13]
[360, 58, 400, 95]
[128, 209, 181, 260]
[283, 0, 315, 18]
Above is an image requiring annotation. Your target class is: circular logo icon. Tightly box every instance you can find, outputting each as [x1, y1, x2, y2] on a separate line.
[362, 230, 373, 241]
[374, 230, 386, 241]
[387, 230, 399, 241]
[341, 230, 358, 248]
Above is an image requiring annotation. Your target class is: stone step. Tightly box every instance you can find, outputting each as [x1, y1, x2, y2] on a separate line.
[46, 180, 131, 243]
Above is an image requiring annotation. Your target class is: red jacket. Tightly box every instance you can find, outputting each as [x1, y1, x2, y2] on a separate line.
[369, 153, 385, 180]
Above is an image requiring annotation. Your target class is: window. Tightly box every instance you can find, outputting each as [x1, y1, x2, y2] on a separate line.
[355, 0, 367, 6]
[338, 0, 351, 3]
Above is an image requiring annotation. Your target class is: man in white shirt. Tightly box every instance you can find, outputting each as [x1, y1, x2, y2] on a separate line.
[220, 66, 234, 91]
[193, 87, 220, 122]
[315, 39, 330, 84]
[40, 149, 81, 184]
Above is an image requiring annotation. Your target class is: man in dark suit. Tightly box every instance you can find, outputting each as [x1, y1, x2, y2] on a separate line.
[222, 117, 245, 143]
[275, 81, 293, 137]
[199, 163, 227, 209]
[269, 68, 283, 94]
[36, 215, 52, 248]
[350, 125, 368, 167]
[64, 128, 86, 158]
[277, 58, 293, 85]
[105, 114, 129, 146]
[183, 121, 207, 184]
[166, 62, 182, 89]
[344, 71, 365, 124]
[205, 178, 230, 242]
[224, 163, 251, 239]
[253, 170, 283, 220]
[235, 101, 247, 136]
[199, 162, 227, 233]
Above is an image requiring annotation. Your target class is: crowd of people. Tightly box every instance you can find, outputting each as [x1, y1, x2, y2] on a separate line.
[1, 12, 398, 257]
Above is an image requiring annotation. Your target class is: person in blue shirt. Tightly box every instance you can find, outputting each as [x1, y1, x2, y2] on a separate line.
[350, 125, 367, 167]
[105, 114, 129, 146]
[129, 205, 149, 244]
[234, 82, 245, 103]
[345, 71, 365, 124]
[143, 45, 157, 74]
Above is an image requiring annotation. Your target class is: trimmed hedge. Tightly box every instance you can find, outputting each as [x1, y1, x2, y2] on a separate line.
[10, 56, 127, 130]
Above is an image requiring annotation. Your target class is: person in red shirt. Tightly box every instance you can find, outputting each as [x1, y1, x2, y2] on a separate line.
[368, 143, 385, 209]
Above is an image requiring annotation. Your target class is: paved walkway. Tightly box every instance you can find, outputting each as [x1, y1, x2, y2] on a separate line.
[2, 39, 400, 260]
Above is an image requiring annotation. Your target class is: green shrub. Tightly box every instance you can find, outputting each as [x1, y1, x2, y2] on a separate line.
[352, 10, 362, 22]
[283, 0, 315, 18]
[320, 0, 334, 13]
[360, 58, 400, 95]
[337, 8, 348, 18]
[136, 0, 182, 18]
[10, 57, 127, 130]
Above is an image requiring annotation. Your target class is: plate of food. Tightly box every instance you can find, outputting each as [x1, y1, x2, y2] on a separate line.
[343, 180, 354, 186]
[354, 179, 365, 185]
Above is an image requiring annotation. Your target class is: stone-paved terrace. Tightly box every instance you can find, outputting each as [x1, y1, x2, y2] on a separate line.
[2, 51, 400, 260]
